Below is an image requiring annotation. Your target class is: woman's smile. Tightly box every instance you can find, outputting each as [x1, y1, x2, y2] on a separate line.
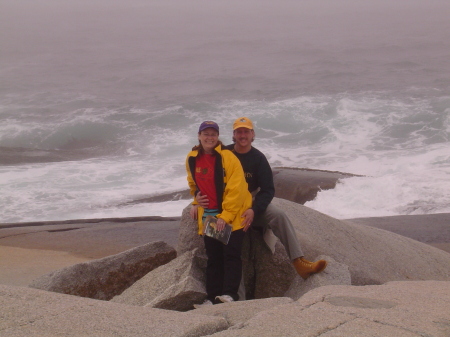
[199, 128, 219, 153]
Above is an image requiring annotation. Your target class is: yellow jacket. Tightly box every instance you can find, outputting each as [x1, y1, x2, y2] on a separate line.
[186, 144, 252, 235]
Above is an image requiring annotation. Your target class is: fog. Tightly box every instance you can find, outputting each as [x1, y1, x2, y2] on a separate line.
[2, 0, 449, 106]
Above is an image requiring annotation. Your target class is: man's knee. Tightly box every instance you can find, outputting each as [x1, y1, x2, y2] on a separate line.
[264, 203, 288, 225]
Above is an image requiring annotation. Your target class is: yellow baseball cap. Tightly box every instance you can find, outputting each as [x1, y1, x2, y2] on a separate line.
[233, 117, 254, 130]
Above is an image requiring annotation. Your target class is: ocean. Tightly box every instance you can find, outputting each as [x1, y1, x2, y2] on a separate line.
[1, 0, 449, 223]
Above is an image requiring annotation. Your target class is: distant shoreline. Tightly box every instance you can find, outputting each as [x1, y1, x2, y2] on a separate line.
[0, 215, 181, 229]
[345, 213, 450, 254]
[2, 211, 449, 250]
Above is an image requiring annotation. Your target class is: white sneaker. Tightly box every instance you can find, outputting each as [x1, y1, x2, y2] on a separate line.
[193, 299, 213, 309]
[215, 295, 234, 303]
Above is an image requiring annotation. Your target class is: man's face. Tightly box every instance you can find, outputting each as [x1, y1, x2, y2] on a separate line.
[233, 127, 254, 147]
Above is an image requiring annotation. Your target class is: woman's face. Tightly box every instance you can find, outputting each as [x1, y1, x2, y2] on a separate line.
[198, 127, 219, 153]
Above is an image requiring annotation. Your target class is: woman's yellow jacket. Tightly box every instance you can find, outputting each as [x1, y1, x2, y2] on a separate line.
[186, 144, 252, 235]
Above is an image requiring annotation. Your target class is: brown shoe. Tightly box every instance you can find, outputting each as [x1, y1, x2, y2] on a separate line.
[293, 257, 327, 280]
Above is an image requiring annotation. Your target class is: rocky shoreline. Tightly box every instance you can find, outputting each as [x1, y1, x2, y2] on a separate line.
[1, 168, 449, 336]
[1, 207, 449, 336]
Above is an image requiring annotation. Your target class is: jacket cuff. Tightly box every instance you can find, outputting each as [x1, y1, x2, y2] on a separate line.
[217, 210, 233, 224]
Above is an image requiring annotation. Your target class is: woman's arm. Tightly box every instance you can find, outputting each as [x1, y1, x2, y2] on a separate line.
[186, 154, 198, 222]
[185, 154, 199, 201]
[218, 151, 249, 224]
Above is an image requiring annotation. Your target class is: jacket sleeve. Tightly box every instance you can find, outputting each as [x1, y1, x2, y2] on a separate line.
[217, 151, 249, 224]
[252, 153, 274, 216]
[185, 154, 199, 205]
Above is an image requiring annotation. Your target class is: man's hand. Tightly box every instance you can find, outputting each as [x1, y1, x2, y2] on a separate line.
[190, 205, 199, 220]
[196, 191, 209, 208]
[241, 208, 254, 232]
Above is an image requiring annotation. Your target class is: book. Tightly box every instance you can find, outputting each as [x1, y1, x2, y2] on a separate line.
[203, 216, 232, 245]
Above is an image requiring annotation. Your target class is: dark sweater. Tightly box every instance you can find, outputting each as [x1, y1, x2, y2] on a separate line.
[226, 145, 275, 217]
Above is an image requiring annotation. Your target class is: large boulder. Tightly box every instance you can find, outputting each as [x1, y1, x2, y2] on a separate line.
[30, 198, 450, 311]
[177, 206, 205, 256]
[0, 284, 230, 337]
[29, 241, 176, 300]
[195, 280, 450, 337]
[191, 297, 294, 326]
[272, 197, 450, 285]
[111, 249, 207, 311]
[284, 255, 351, 300]
[3, 281, 449, 336]
[177, 206, 302, 300]
[240, 228, 297, 299]
[272, 168, 359, 204]
[177, 198, 450, 302]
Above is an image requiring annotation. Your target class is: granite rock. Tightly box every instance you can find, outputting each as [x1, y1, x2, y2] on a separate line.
[111, 248, 207, 311]
[177, 206, 299, 300]
[0, 284, 229, 336]
[176, 198, 450, 304]
[203, 280, 450, 337]
[284, 255, 351, 300]
[177, 206, 205, 257]
[3, 281, 449, 336]
[270, 198, 450, 285]
[29, 241, 176, 300]
[272, 167, 360, 204]
[191, 297, 294, 327]
[241, 228, 296, 299]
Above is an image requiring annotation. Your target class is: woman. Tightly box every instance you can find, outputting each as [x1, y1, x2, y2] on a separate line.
[186, 121, 252, 307]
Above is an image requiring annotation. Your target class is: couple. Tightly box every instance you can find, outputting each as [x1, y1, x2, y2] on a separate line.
[186, 117, 327, 307]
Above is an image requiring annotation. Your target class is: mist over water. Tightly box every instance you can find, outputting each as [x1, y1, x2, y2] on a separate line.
[1, 0, 449, 222]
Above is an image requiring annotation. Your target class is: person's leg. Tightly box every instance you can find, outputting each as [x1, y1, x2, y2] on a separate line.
[258, 203, 327, 280]
[260, 203, 303, 260]
[221, 229, 245, 301]
[237, 273, 246, 301]
[204, 236, 224, 302]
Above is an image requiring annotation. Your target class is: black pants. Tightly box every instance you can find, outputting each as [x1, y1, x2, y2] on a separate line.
[204, 229, 245, 302]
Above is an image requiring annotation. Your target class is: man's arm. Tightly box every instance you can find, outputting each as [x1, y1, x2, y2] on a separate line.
[236, 147, 275, 217]
[196, 191, 209, 208]
[251, 152, 275, 216]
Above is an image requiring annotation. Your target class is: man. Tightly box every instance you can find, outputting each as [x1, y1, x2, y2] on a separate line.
[198, 116, 327, 280]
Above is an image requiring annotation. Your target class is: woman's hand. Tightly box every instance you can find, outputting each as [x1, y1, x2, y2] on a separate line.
[216, 217, 226, 231]
[190, 204, 199, 220]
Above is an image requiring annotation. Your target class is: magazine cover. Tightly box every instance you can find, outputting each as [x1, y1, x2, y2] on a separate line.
[203, 216, 232, 245]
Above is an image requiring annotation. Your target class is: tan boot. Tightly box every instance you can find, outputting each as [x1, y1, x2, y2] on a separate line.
[293, 257, 327, 280]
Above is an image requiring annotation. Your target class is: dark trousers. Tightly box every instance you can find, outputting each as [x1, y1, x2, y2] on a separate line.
[204, 229, 245, 302]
